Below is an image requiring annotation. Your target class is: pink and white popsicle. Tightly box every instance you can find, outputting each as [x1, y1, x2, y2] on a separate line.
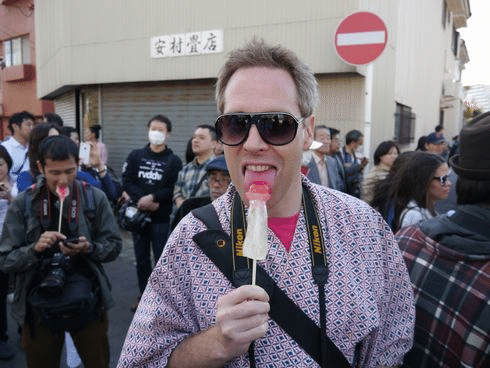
[56, 186, 69, 232]
[242, 183, 270, 285]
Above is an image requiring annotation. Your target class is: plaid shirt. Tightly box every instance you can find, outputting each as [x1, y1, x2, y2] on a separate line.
[173, 156, 213, 202]
[396, 222, 490, 368]
[119, 178, 414, 367]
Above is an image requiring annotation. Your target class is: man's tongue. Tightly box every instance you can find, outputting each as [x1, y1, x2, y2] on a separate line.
[244, 168, 276, 194]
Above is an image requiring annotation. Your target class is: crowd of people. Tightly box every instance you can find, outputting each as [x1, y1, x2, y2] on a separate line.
[0, 38, 487, 368]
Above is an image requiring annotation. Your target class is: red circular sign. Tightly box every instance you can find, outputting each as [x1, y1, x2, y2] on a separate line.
[334, 12, 388, 65]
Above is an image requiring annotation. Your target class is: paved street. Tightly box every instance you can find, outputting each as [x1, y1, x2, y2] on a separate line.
[0, 230, 139, 368]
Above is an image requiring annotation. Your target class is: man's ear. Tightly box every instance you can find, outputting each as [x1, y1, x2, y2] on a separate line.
[302, 115, 315, 151]
[36, 160, 43, 174]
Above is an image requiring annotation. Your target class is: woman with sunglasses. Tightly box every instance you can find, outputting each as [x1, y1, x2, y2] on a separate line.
[387, 151, 451, 231]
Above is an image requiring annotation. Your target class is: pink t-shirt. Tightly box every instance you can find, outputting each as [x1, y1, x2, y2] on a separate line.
[268, 212, 299, 252]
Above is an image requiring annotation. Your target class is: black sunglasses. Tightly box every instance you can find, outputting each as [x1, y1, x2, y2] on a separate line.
[215, 112, 304, 146]
[433, 172, 450, 186]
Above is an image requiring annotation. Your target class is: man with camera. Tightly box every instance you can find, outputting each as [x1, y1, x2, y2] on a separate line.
[0, 135, 122, 368]
[121, 114, 182, 312]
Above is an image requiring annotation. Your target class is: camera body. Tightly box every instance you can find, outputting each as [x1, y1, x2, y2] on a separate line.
[118, 202, 152, 232]
[38, 247, 73, 297]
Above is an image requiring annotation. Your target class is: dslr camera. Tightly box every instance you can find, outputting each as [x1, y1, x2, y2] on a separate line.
[118, 202, 152, 233]
[38, 243, 75, 297]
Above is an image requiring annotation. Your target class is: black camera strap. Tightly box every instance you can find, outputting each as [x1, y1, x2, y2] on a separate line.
[24, 181, 96, 236]
[39, 184, 80, 235]
[192, 184, 350, 368]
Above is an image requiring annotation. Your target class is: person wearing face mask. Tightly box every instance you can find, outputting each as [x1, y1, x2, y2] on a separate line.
[121, 115, 182, 312]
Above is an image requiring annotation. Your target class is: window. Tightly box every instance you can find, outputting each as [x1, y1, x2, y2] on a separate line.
[442, 0, 448, 28]
[2, 35, 30, 67]
[394, 103, 415, 144]
[451, 27, 459, 56]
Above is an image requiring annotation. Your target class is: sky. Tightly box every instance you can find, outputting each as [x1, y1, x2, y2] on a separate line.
[459, 0, 490, 86]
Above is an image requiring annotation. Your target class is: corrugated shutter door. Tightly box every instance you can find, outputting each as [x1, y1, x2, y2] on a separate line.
[55, 91, 77, 127]
[101, 80, 217, 177]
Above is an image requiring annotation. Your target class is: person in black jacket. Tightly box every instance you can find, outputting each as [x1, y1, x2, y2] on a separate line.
[121, 115, 182, 311]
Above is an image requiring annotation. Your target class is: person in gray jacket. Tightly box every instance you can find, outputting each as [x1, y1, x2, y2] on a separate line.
[0, 135, 122, 368]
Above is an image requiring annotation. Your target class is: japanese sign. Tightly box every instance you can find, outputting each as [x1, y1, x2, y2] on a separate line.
[151, 29, 223, 58]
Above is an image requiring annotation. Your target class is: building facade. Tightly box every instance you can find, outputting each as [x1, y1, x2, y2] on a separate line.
[35, 0, 470, 175]
[0, 0, 53, 139]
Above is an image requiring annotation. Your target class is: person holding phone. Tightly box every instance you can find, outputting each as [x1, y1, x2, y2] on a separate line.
[0, 135, 122, 368]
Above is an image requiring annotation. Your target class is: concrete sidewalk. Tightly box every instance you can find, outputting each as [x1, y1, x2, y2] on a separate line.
[0, 231, 139, 368]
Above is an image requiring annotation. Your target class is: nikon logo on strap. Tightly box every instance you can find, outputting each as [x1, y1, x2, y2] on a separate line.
[235, 228, 244, 256]
[312, 225, 322, 254]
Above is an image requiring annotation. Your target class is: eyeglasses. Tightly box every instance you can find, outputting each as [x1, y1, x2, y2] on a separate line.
[433, 172, 450, 186]
[215, 112, 304, 146]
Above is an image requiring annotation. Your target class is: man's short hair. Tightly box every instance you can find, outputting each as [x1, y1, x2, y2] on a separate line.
[345, 129, 363, 145]
[38, 135, 79, 168]
[61, 126, 78, 137]
[215, 38, 318, 118]
[328, 127, 340, 137]
[147, 115, 172, 133]
[196, 124, 217, 141]
[44, 112, 64, 127]
[8, 111, 35, 133]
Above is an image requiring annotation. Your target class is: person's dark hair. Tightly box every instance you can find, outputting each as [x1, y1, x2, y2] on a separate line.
[147, 115, 172, 133]
[185, 138, 195, 163]
[435, 125, 443, 133]
[328, 127, 340, 137]
[370, 151, 415, 216]
[44, 112, 64, 127]
[345, 129, 363, 145]
[215, 38, 318, 117]
[456, 177, 490, 205]
[61, 126, 78, 137]
[373, 141, 399, 166]
[38, 135, 79, 168]
[196, 124, 217, 141]
[8, 111, 35, 133]
[388, 152, 445, 231]
[0, 145, 13, 173]
[416, 136, 427, 151]
[89, 124, 102, 140]
[28, 123, 62, 176]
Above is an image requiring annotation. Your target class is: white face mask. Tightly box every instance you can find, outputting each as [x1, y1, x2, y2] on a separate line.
[148, 130, 166, 146]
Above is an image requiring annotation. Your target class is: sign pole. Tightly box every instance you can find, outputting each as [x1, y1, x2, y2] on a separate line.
[363, 63, 374, 161]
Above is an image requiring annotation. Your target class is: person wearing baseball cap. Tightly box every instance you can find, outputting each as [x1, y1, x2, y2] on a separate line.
[170, 155, 230, 230]
[396, 111, 490, 367]
[424, 132, 447, 155]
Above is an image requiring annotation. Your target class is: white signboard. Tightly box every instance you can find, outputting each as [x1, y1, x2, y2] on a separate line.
[151, 29, 223, 58]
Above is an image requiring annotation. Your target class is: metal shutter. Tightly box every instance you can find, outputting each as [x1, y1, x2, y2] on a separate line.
[101, 80, 217, 177]
[55, 91, 77, 127]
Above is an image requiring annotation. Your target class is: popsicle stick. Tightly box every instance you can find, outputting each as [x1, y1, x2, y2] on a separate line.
[252, 259, 257, 285]
[58, 200, 63, 232]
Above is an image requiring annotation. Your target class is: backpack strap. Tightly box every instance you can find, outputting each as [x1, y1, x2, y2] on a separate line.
[191, 203, 350, 368]
[81, 181, 96, 222]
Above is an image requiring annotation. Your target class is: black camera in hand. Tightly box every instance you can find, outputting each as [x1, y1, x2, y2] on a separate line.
[118, 202, 152, 233]
[38, 245, 74, 297]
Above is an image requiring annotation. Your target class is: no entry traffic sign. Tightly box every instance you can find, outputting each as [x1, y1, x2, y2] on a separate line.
[334, 12, 388, 65]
